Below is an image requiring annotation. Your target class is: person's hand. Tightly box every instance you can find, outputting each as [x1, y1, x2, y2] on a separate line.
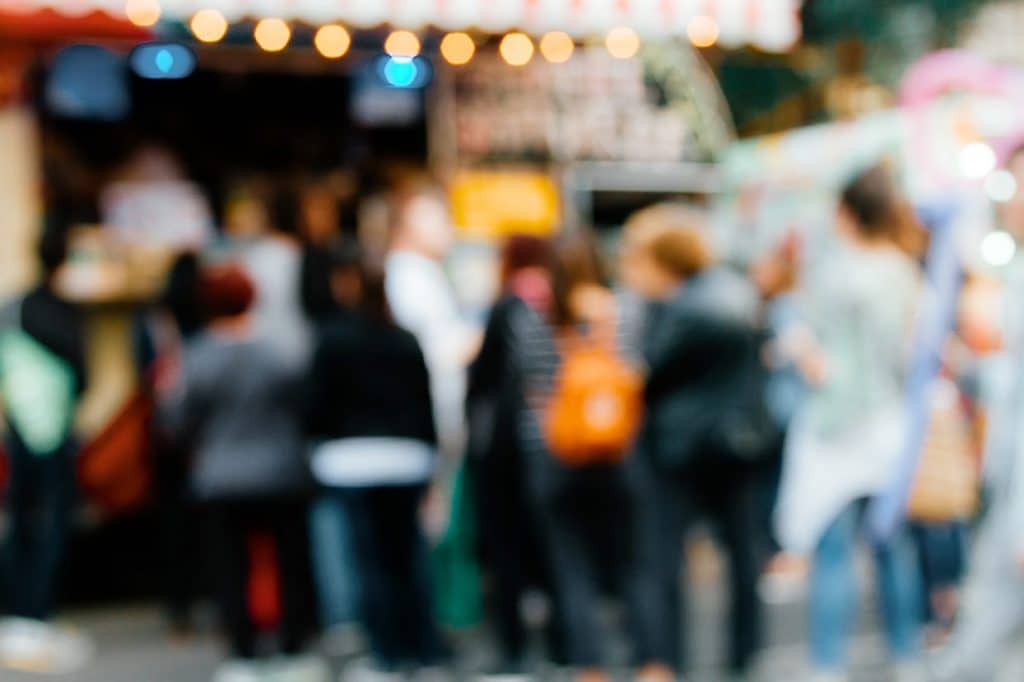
[152, 353, 182, 395]
[798, 350, 829, 386]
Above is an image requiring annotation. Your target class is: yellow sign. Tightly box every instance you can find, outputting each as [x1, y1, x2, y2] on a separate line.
[450, 171, 560, 239]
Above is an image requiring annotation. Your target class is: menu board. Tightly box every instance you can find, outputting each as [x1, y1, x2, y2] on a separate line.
[451, 47, 692, 163]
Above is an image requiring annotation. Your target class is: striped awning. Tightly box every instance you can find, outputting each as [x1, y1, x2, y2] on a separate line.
[0, 0, 803, 51]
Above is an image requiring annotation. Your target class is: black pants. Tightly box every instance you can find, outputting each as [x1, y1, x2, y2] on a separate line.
[476, 449, 548, 665]
[155, 440, 199, 629]
[339, 484, 444, 669]
[2, 433, 76, 621]
[535, 464, 658, 668]
[205, 497, 309, 658]
[642, 456, 764, 674]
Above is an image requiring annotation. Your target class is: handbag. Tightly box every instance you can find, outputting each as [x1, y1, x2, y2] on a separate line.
[907, 375, 980, 522]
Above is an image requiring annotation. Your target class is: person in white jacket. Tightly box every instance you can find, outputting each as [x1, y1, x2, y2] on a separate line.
[384, 185, 480, 531]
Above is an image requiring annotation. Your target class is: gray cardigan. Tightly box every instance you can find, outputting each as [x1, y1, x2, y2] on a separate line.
[161, 332, 311, 501]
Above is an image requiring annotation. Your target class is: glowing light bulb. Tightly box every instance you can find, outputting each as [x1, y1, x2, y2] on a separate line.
[190, 9, 228, 43]
[254, 18, 291, 53]
[981, 230, 1016, 267]
[315, 24, 351, 59]
[687, 15, 719, 48]
[125, 0, 161, 27]
[605, 26, 640, 59]
[959, 142, 997, 179]
[385, 30, 421, 58]
[540, 31, 574, 64]
[440, 32, 475, 66]
[500, 32, 534, 67]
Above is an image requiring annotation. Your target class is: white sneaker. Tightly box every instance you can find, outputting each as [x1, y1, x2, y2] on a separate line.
[0, 617, 93, 674]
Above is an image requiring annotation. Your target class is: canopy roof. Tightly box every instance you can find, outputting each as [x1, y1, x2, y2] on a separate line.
[0, 0, 802, 50]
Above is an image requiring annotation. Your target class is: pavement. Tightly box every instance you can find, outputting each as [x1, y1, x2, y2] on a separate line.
[0, 539, 943, 682]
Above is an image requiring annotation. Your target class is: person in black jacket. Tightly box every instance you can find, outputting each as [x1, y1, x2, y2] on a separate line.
[305, 246, 445, 674]
[0, 228, 87, 628]
[467, 234, 557, 673]
[623, 208, 768, 681]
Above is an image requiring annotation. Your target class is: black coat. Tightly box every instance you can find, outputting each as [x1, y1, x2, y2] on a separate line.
[642, 267, 768, 470]
[305, 309, 436, 446]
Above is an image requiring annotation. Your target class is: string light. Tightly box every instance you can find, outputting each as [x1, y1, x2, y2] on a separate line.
[539, 31, 574, 64]
[385, 30, 421, 58]
[687, 15, 719, 48]
[500, 32, 534, 67]
[605, 26, 640, 59]
[125, 0, 161, 27]
[189, 8, 228, 43]
[315, 24, 351, 59]
[440, 32, 476, 66]
[254, 18, 291, 53]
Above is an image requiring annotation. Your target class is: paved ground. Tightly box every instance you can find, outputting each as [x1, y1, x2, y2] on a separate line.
[0, 540, 943, 681]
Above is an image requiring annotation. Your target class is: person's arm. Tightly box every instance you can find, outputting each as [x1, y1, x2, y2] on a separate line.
[304, 335, 339, 439]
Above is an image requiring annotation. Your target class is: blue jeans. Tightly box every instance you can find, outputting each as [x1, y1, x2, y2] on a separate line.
[309, 494, 360, 628]
[2, 432, 76, 620]
[810, 503, 921, 671]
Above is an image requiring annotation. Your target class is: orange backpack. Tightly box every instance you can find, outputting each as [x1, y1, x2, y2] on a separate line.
[544, 333, 643, 467]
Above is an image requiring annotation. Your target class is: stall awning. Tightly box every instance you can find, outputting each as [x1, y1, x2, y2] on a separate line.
[0, 0, 802, 51]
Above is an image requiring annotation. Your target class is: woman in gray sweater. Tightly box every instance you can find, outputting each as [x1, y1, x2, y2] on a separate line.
[158, 264, 313, 670]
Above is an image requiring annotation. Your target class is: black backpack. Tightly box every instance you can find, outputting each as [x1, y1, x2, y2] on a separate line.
[697, 326, 780, 463]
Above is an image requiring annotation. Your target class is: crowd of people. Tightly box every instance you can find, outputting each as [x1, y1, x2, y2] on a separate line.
[2, 151, 1024, 682]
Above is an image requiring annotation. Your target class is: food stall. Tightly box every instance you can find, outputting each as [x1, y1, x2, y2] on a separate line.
[0, 0, 807, 515]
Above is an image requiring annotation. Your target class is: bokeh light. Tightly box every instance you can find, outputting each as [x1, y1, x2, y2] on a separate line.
[605, 26, 640, 59]
[440, 32, 476, 66]
[385, 30, 421, 58]
[125, 0, 161, 27]
[986, 169, 1018, 203]
[981, 230, 1016, 267]
[254, 18, 291, 53]
[383, 57, 419, 88]
[540, 31, 575, 64]
[499, 32, 534, 67]
[687, 15, 720, 48]
[959, 142, 997, 179]
[189, 9, 228, 43]
[315, 24, 351, 59]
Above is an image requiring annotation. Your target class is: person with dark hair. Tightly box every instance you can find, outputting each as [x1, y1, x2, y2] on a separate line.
[0, 227, 89, 670]
[774, 164, 924, 681]
[306, 248, 446, 675]
[621, 207, 768, 682]
[228, 183, 312, 369]
[467, 234, 557, 674]
[157, 264, 321, 682]
[507, 229, 656, 681]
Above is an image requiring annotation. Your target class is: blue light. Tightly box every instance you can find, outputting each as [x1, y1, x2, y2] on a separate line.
[130, 43, 196, 79]
[383, 57, 418, 88]
[155, 48, 173, 74]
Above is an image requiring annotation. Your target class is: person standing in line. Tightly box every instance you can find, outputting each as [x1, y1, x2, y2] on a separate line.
[157, 264, 322, 682]
[384, 182, 480, 469]
[0, 227, 90, 672]
[510, 231, 657, 682]
[226, 184, 312, 371]
[622, 208, 768, 682]
[305, 246, 446, 676]
[774, 165, 924, 682]
[934, 143, 1024, 681]
[467, 234, 559, 675]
